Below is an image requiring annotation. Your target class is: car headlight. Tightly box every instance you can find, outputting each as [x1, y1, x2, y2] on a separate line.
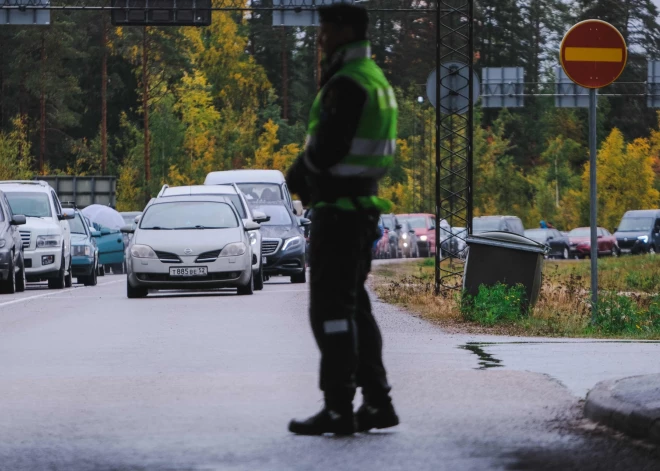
[0, 239, 5, 248]
[402, 233, 408, 239]
[249, 231, 258, 245]
[130, 244, 158, 258]
[220, 242, 246, 257]
[282, 236, 302, 251]
[420, 235, 428, 241]
[36, 234, 62, 248]
[638, 235, 649, 243]
[73, 245, 92, 257]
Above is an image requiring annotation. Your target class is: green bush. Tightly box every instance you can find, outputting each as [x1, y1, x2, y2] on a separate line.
[420, 258, 435, 267]
[591, 292, 660, 335]
[624, 271, 660, 292]
[461, 283, 526, 326]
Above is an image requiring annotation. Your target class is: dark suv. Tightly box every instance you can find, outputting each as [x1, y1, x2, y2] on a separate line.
[614, 209, 660, 255]
[0, 190, 27, 294]
[473, 215, 525, 236]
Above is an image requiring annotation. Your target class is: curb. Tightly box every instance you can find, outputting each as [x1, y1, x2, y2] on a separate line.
[584, 376, 660, 443]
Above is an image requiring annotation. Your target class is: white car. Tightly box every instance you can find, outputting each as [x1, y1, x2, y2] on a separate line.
[204, 169, 304, 216]
[122, 193, 259, 298]
[155, 184, 269, 290]
[0, 181, 74, 289]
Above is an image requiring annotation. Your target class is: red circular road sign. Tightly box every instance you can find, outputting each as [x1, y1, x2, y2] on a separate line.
[560, 20, 627, 89]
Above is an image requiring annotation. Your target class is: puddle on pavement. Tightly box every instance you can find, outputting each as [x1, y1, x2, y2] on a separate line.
[459, 343, 504, 370]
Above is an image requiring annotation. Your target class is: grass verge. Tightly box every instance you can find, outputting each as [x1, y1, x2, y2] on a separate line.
[370, 256, 660, 339]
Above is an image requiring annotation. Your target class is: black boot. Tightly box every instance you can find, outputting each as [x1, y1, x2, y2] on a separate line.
[355, 401, 399, 432]
[288, 407, 356, 435]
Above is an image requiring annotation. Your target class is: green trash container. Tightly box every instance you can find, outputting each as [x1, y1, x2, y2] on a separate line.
[463, 231, 548, 309]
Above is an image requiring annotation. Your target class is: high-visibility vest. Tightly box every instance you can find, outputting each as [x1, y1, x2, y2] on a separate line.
[305, 41, 397, 211]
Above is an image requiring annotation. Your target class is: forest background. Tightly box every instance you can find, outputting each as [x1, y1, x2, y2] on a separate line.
[1, 0, 660, 231]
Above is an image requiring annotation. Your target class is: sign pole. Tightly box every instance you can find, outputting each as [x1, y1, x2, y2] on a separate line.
[589, 88, 598, 317]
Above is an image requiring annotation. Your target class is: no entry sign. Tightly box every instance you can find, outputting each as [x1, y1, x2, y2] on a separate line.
[560, 20, 627, 89]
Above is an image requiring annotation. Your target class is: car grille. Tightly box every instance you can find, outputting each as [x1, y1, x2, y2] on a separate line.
[136, 272, 240, 282]
[196, 250, 221, 263]
[19, 231, 30, 249]
[617, 239, 636, 249]
[154, 251, 181, 263]
[261, 239, 281, 256]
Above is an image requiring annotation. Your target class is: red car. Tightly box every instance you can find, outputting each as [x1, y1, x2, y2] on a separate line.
[396, 213, 443, 257]
[567, 227, 620, 258]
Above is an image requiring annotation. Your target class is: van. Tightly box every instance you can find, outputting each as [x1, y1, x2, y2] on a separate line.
[204, 170, 303, 216]
[614, 209, 660, 255]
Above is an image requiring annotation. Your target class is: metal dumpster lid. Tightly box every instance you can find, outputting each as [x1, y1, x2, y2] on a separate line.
[466, 231, 548, 254]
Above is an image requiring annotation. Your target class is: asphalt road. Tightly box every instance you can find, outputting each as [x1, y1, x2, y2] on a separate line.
[0, 273, 659, 471]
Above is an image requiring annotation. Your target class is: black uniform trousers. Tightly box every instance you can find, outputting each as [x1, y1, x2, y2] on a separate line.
[308, 206, 391, 406]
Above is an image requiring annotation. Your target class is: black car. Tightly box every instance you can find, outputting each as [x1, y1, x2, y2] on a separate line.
[614, 209, 660, 255]
[0, 189, 27, 294]
[524, 228, 571, 259]
[249, 201, 310, 283]
[380, 213, 403, 258]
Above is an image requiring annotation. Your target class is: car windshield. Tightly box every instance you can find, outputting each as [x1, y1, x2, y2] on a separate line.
[617, 217, 653, 232]
[382, 216, 394, 229]
[238, 183, 283, 203]
[473, 218, 501, 233]
[5, 192, 52, 218]
[250, 204, 292, 226]
[569, 228, 591, 237]
[226, 194, 247, 218]
[140, 202, 238, 230]
[70, 213, 88, 234]
[525, 229, 548, 242]
[398, 216, 428, 229]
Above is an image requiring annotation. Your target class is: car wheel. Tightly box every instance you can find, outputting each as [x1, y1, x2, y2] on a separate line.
[48, 255, 66, 290]
[563, 247, 569, 260]
[64, 258, 73, 288]
[98, 264, 105, 276]
[84, 261, 98, 287]
[237, 272, 254, 295]
[16, 254, 26, 292]
[254, 264, 264, 291]
[0, 256, 16, 294]
[291, 271, 306, 284]
[612, 246, 620, 257]
[127, 278, 148, 298]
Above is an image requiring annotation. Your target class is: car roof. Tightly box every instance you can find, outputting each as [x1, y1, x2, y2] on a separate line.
[148, 195, 234, 205]
[160, 185, 239, 197]
[0, 181, 52, 193]
[205, 170, 285, 185]
[474, 215, 519, 219]
[623, 209, 660, 217]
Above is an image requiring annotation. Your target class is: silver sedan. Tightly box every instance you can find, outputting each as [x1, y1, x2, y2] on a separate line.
[122, 195, 259, 298]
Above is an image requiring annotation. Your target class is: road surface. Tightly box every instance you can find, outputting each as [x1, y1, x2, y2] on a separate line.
[0, 274, 658, 470]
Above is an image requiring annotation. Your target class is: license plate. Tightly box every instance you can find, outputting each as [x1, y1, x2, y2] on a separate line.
[621, 248, 631, 254]
[262, 256, 267, 264]
[169, 266, 208, 277]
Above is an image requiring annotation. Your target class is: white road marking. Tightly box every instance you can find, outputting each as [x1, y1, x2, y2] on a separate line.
[0, 279, 123, 308]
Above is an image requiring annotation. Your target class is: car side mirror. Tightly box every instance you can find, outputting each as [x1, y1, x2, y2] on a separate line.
[299, 217, 311, 227]
[244, 221, 261, 231]
[409, 229, 415, 234]
[252, 210, 270, 224]
[119, 225, 134, 234]
[91, 230, 102, 237]
[10, 215, 26, 226]
[395, 224, 403, 230]
[547, 236, 554, 240]
[597, 235, 603, 239]
[58, 212, 75, 221]
[614, 227, 618, 232]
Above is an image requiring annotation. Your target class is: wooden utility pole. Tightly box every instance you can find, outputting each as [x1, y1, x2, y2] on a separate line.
[142, 26, 150, 201]
[101, 13, 108, 175]
[281, 27, 288, 120]
[39, 32, 46, 174]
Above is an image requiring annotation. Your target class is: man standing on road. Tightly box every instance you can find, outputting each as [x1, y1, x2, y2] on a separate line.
[286, 3, 399, 436]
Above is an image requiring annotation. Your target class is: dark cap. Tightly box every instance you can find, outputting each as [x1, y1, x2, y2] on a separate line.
[318, 3, 369, 28]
